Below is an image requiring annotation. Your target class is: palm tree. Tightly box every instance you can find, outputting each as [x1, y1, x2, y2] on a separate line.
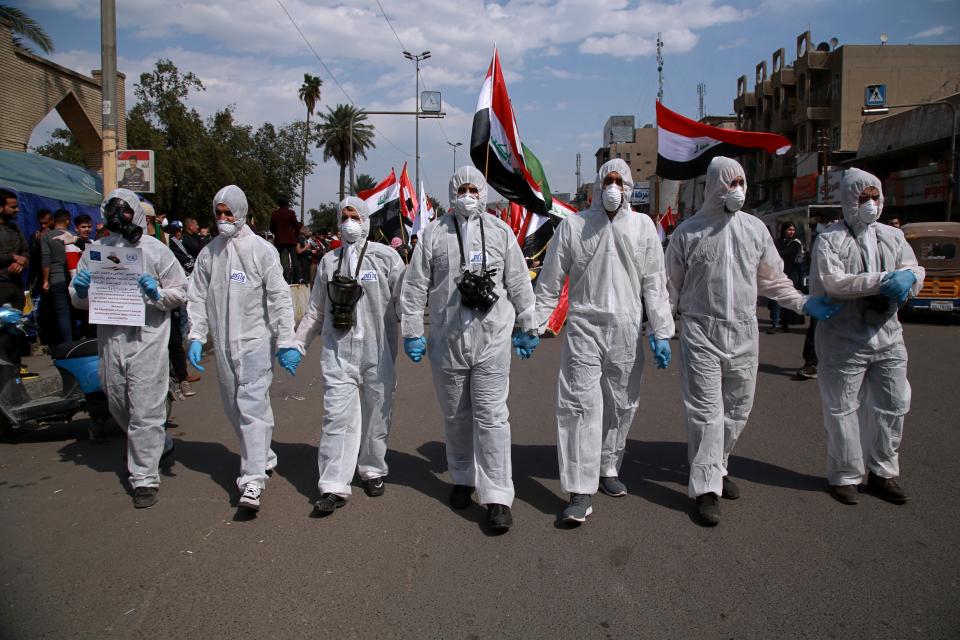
[0, 5, 54, 54]
[352, 173, 376, 195]
[297, 73, 322, 223]
[317, 104, 375, 201]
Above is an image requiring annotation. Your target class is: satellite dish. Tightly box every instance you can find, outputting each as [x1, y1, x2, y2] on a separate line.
[880, 32, 889, 44]
[830, 37, 839, 50]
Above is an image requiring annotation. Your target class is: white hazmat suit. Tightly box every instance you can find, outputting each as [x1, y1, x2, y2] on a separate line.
[665, 157, 809, 498]
[535, 159, 675, 495]
[400, 167, 536, 507]
[69, 189, 187, 490]
[295, 197, 404, 497]
[187, 185, 296, 490]
[810, 169, 923, 487]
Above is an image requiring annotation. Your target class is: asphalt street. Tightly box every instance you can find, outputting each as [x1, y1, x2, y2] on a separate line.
[1, 314, 958, 639]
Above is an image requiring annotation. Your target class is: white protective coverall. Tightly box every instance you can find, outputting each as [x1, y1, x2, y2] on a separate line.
[534, 159, 675, 495]
[187, 185, 296, 490]
[810, 169, 924, 486]
[400, 167, 536, 507]
[665, 157, 808, 498]
[69, 189, 187, 489]
[295, 197, 404, 497]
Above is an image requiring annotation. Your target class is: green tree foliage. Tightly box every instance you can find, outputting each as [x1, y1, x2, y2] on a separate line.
[126, 59, 313, 230]
[308, 202, 339, 233]
[352, 173, 376, 195]
[32, 127, 83, 165]
[0, 5, 54, 54]
[316, 104, 375, 201]
[297, 73, 323, 222]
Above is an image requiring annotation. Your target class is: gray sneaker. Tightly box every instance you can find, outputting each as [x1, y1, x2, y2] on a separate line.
[180, 381, 196, 397]
[562, 493, 593, 523]
[599, 476, 627, 497]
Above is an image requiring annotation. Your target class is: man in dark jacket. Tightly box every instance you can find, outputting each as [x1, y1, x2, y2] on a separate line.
[269, 196, 301, 283]
[0, 189, 29, 369]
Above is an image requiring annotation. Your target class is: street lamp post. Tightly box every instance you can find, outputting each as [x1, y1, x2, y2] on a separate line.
[403, 50, 431, 193]
[447, 141, 462, 172]
[863, 100, 957, 221]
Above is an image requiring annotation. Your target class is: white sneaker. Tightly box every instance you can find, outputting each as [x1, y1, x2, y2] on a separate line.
[238, 483, 262, 512]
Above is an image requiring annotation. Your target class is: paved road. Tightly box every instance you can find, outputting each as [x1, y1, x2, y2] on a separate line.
[1, 315, 958, 639]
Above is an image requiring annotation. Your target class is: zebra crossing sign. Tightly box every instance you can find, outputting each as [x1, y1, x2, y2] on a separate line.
[865, 84, 887, 107]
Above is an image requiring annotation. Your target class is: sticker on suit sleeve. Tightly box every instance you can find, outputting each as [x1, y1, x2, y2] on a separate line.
[359, 270, 379, 282]
[229, 270, 247, 284]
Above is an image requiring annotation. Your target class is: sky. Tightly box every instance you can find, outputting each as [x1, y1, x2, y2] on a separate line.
[14, 0, 960, 210]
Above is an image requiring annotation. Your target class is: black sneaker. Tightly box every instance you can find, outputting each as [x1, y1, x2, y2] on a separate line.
[796, 364, 818, 380]
[829, 484, 860, 505]
[313, 493, 346, 514]
[364, 477, 385, 497]
[867, 472, 909, 504]
[695, 493, 720, 526]
[133, 487, 158, 509]
[599, 476, 627, 497]
[487, 504, 513, 531]
[721, 476, 740, 500]
[450, 484, 474, 509]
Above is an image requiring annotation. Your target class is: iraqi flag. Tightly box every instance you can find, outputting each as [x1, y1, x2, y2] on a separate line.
[470, 48, 548, 214]
[359, 169, 403, 239]
[656, 102, 791, 180]
[398, 162, 419, 223]
[411, 181, 434, 238]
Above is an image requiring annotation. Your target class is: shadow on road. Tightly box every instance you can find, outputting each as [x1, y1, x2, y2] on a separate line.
[270, 439, 319, 505]
[757, 362, 802, 378]
[159, 439, 238, 499]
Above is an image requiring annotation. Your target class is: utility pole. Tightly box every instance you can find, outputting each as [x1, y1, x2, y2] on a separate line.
[447, 141, 462, 173]
[817, 128, 831, 205]
[575, 152, 582, 192]
[100, 0, 117, 194]
[697, 83, 706, 120]
[656, 33, 664, 103]
[403, 51, 431, 194]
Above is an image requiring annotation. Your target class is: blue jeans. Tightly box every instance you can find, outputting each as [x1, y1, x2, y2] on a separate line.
[50, 281, 74, 344]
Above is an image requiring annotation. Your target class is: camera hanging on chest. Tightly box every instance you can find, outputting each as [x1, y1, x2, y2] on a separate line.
[328, 241, 368, 330]
[454, 216, 499, 312]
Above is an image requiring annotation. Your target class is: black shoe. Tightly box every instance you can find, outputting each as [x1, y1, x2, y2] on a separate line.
[487, 504, 513, 531]
[867, 472, 909, 504]
[765, 326, 778, 335]
[829, 484, 860, 505]
[694, 493, 720, 526]
[450, 484, 474, 509]
[313, 493, 346, 514]
[133, 487, 158, 509]
[721, 476, 740, 500]
[364, 477, 385, 497]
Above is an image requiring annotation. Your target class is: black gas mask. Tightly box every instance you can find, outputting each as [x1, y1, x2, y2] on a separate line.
[327, 241, 368, 330]
[103, 197, 143, 244]
[453, 213, 499, 313]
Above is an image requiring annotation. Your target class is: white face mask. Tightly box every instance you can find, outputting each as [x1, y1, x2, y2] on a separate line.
[856, 199, 880, 226]
[160, 218, 169, 229]
[724, 186, 746, 213]
[217, 221, 239, 238]
[601, 185, 622, 212]
[816, 223, 828, 234]
[455, 195, 480, 218]
[340, 219, 364, 244]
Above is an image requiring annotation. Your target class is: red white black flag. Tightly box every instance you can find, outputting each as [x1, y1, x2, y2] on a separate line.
[656, 102, 791, 180]
[470, 48, 547, 214]
[359, 169, 402, 238]
[398, 162, 419, 222]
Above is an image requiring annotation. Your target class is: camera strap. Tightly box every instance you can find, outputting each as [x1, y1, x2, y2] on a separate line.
[335, 240, 369, 280]
[844, 222, 887, 274]
[452, 215, 487, 273]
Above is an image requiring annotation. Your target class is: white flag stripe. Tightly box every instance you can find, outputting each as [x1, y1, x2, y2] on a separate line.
[363, 181, 399, 215]
[657, 127, 725, 163]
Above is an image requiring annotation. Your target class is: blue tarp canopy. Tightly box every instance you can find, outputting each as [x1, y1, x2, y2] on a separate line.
[0, 150, 104, 239]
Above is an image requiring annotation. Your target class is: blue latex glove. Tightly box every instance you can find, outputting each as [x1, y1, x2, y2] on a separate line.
[511, 329, 540, 359]
[803, 295, 842, 321]
[648, 335, 671, 369]
[73, 269, 92, 299]
[0, 307, 22, 326]
[276, 347, 302, 376]
[404, 336, 427, 363]
[187, 340, 205, 371]
[880, 270, 916, 305]
[138, 273, 161, 301]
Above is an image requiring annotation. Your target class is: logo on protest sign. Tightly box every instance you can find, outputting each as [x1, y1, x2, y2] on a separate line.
[125, 253, 138, 263]
[90, 251, 102, 262]
[230, 270, 247, 284]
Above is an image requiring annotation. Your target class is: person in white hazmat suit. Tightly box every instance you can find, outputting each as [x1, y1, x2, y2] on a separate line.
[665, 156, 841, 526]
[69, 188, 187, 509]
[534, 159, 675, 524]
[294, 197, 405, 515]
[400, 166, 538, 532]
[810, 168, 924, 506]
[186, 185, 299, 513]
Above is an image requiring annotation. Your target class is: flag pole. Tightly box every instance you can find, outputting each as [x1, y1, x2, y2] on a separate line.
[484, 43, 496, 181]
